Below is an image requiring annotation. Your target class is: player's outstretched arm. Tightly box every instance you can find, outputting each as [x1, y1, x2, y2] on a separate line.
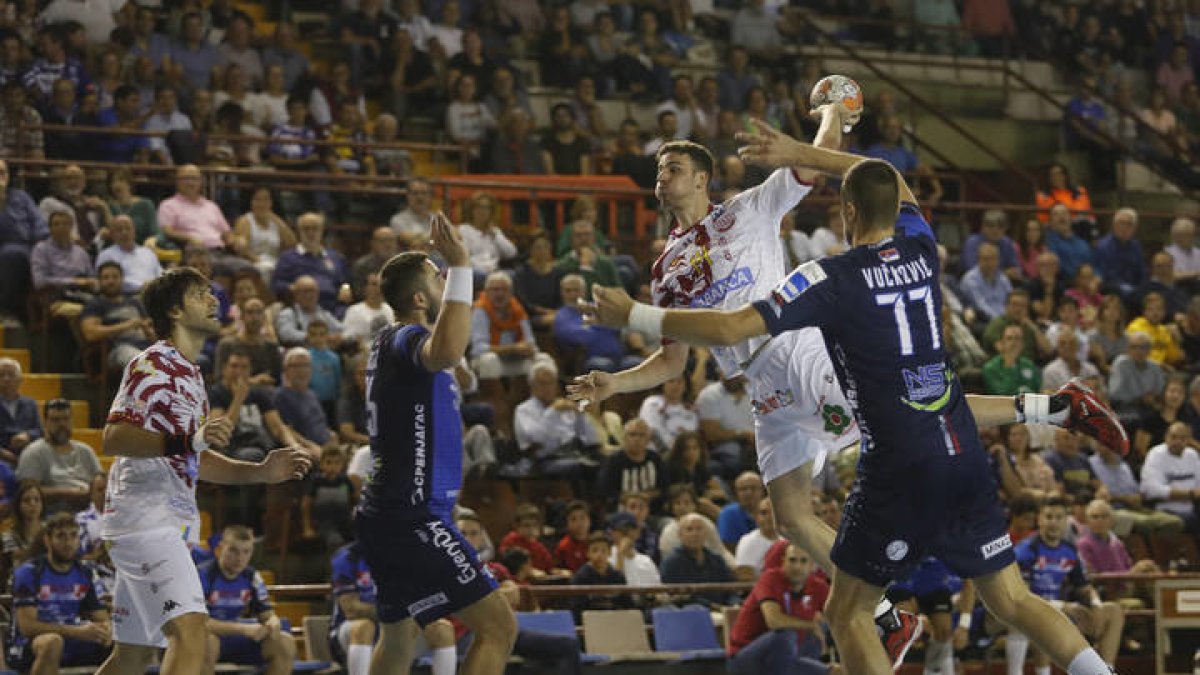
[419, 213, 474, 372]
[198, 445, 312, 484]
[590, 285, 767, 347]
[566, 341, 688, 407]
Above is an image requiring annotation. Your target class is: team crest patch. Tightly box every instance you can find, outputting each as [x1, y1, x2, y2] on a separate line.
[822, 404, 851, 435]
[878, 247, 900, 263]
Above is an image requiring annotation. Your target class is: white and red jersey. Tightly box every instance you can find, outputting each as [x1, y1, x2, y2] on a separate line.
[651, 168, 813, 377]
[102, 340, 208, 543]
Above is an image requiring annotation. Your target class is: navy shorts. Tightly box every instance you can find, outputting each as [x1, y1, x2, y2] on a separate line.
[8, 636, 109, 672]
[831, 440, 1015, 588]
[356, 509, 497, 626]
[218, 634, 266, 666]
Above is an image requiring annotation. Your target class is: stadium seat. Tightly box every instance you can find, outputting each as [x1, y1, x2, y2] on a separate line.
[581, 609, 679, 661]
[0, 348, 30, 373]
[650, 606, 725, 661]
[516, 610, 608, 664]
[303, 616, 334, 663]
[19, 373, 60, 400]
[72, 428, 104, 454]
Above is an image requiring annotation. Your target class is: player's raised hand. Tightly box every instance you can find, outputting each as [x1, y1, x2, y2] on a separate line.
[260, 445, 314, 483]
[737, 119, 806, 168]
[201, 417, 234, 451]
[429, 211, 468, 268]
[589, 285, 635, 328]
[567, 370, 616, 407]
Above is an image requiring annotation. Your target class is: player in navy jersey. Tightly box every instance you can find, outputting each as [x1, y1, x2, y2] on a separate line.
[197, 525, 296, 675]
[8, 513, 111, 674]
[1009, 497, 1125, 673]
[589, 126, 1127, 675]
[355, 214, 516, 675]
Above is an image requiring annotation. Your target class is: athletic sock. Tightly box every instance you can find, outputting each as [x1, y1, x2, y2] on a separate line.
[429, 646, 457, 675]
[1035, 666, 1051, 675]
[923, 639, 953, 675]
[1005, 632, 1030, 675]
[1016, 393, 1069, 425]
[1067, 648, 1113, 675]
[347, 644, 372, 675]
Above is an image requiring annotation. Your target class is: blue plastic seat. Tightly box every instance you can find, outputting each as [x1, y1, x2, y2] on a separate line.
[650, 606, 726, 661]
[516, 610, 609, 664]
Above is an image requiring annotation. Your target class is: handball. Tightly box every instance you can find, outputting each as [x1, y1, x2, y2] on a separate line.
[809, 75, 864, 132]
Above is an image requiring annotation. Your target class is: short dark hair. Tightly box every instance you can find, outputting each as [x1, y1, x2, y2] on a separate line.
[586, 531, 611, 547]
[380, 251, 434, 314]
[222, 343, 253, 364]
[97, 260, 123, 277]
[551, 102, 574, 119]
[42, 511, 79, 538]
[564, 500, 589, 518]
[1040, 495, 1068, 512]
[43, 398, 71, 417]
[142, 266, 208, 339]
[499, 546, 531, 574]
[1008, 490, 1040, 516]
[114, 84, 139, 103]
[842, 159, 900, 232]
[656, 140, 714, 182]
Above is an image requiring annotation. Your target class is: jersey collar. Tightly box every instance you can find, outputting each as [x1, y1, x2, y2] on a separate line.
[668, 203, 716, 238]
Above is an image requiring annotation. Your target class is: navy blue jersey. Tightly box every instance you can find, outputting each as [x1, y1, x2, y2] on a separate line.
[753, 203, 979, 466]
[9, 557, 103, 648]
[1014, 535, 1088, 601]
[330, 542, 376, 637]
[197, 561, 273, 621]
[359, 323, 464, 521]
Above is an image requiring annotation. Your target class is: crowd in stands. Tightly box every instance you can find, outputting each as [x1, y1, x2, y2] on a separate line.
[0, 0, 1199, 673]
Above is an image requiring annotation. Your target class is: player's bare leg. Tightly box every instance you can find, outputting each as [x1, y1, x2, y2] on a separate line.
[823, 568, 894, 675]
[203, 633, 220, 673]
[94, 643, 157, 675]
[29, 633, 64, 675]
[371, 619, 420, 675]
[455, 592, 518, 675]
[160, 613, 210, 675]
[974, 565, 1112, 674]
[767, 461, 836, 572]
[262, 628, 298, 675]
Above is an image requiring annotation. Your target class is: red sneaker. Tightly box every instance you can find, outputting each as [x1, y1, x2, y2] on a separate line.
[879, 609, 922, 670]
[1054, 379, 1130, 456]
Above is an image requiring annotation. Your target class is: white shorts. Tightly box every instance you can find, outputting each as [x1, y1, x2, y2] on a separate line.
[744, 328, 861, 483]
[109, 526, 208, 648]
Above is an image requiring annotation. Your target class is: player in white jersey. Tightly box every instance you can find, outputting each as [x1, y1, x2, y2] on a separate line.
[95, 267, 311, 675]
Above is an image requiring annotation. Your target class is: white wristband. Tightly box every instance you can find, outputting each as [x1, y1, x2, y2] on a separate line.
[1021, 393, 1050, 424]
[628, 302, 665, 342]
[444, 267, 474, 305]
[957, 614, 972, 631]
[192, 429, 210, 454]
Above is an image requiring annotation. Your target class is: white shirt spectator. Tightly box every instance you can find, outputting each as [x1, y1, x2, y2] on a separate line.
[1045, 323, 1092, 363]
[341, 300, 394, 344]
[610, 546, 661, 586]
[445, 102, 495, 144]
[1140, 442, 1200, 518]
[514, 396, 598, 453]
[348, 445, 373, 485]
[40, 0, 125, 43]
[637, 394, 699, 451]
[1042, 357, 1100, 393]
[1166, 243, 1200, 278]
[808, 227, 843, 259]
[96, 243, 164, 293]
[658, 517, 736, 568]
[390, 208, 433, 240]
[695, 382, 754, 435]
[735, 528, 781, 576]
[459, 224, 517, 274]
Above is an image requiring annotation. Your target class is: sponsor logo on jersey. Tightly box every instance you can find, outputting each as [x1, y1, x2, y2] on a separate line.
[1166, 472, 1196, 482]
[751, 387, 795, 416]
[687, 246, 712, 274]
[769, 261, 826, 314]
[411, 403, 427, 505]
[901, 365, 955, 413]
[162, 599, 181, 615]
[821, 404, 852, 435]
[981, 534, 1013, 560]
[861, 255, 935, 290]
[711, 206, 736, 232]
[425, 520, 478, 585]
[885, 540, 909, 561]
[692, 267, 754, 307]
[407, 592, 449, 617]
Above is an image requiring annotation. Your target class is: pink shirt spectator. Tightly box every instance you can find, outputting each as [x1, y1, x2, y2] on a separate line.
[1157, 62, 1196, 104]
[1076, 531, 1133, 574]
[157, 194, 230, 249]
